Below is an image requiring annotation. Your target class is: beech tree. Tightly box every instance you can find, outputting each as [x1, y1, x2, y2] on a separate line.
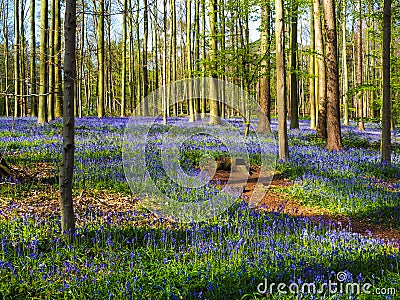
[60, 0, 77, 236]
[314, 0, 327, 139]
[381, 0, 391, 163]
[38, 0, 48, 124]
[97, 0, 105, 118]
[323, 0, 343, 151]
[356, 0, 365, 131]
[290, 0, 299, 129]
[257, 0, 272, 134]
[275, 0, 289, 161]
[208, 0, 220, 125]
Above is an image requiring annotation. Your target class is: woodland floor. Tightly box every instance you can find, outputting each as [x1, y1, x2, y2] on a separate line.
[2, 161, 399, 248]
[213, 167, 400, 248]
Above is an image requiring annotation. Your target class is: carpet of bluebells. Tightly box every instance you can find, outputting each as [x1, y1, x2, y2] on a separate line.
[0, 116, 399, 299]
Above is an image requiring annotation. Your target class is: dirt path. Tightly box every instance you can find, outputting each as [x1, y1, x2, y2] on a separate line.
[213, 168, 400, 248]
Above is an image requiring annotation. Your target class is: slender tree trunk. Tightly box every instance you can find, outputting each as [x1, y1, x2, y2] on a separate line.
[54, 0, 62, 118]
[257, 0, 271, 133]
[1, 1, 10, 117]
[121, 0, 127, 116]
[276, 0, 289, 161]
[135, 0, 142, 115]
[38, 0, 48, 123]
[314, 0, 327, 138]
[60, 0, 76, 238]
[208, 0, 220, 124]
[106, 6, 113, 115]
[187, 0, 194, 122]
[142, 0, 149, 116]
[48, 0, 56, 121]
[201, 0, 207, 118]
[356, 0, 364, 131]
[162, 0, 168, 124]
[194, 0, 201, 118]
[342, 0, 349, 126]
[153, 0, 159, 114]
[381, 0, 391, 163]
[290, 0, 299, 129]
[97, 0, 105, 117]
[14, 0, 20, 118]
[323, 0, 343, 151]
[19, 1, 26, 116]
[309, 4, 316, 129]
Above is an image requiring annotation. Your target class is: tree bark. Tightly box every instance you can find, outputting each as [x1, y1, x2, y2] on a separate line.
[208, 0, 220, 124]
[187, 0, 195, 122]
[1, 1, 10, 117]
[48, 0, 56, 121]
[38, 0, 48, 123]
[275, 0, 289, 161]
[341, 0, 349, 126]
[323, 0, 343, 151]
[314, 0, 327, 139]
[14, 0, 21, 118]
[60, 0, 76, 237]
[54, 0, 62, 118]
[290, 1, 299, 129]
[257, 0, 271, 134]
[121, 0, 127, 116]
[309, 5, 316, 129]
[356, 0, 365, 131]
[142, 0, 149, 116]
[97, 0, 105, 117]
[381, 0, 391, 163]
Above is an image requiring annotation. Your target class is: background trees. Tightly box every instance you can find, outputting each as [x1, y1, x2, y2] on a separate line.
[0, 0, 397, 154]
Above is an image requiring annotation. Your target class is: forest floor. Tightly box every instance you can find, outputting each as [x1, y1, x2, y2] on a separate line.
[2, 160, 399, 247]
[213, 168, 400, 248]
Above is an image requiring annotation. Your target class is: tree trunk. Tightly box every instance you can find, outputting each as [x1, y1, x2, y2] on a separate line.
[38, 0, 48, 123]
[19, 1, 26, 116]
[14, 0, 21, 118]
[162, 0, 168, 124]
[187, 0, 194, 122]
[309, 6, 316, 129]
[257, 0, 271, 133]
[201, 0, 207, 118]
[97, 0, 105, 117]
[341, 0, 349, 126]
[290, 1, 299, 129]
[121, 0, 127, 116]
[194, 0, 201, 118]
[275, 0, 289, 161]
[356, 0, 364, 131]
[381, 0, 391, 163]
[323, 0, 343, 151]
[54, 0, 62, 118]
[48, 0, 56, 121]
[314, 0, 327, 139]
[169, 0, 177, 116]
[2, 1, 10, 117]
[60, 0, 76, 237]
[208, 0, 220, 124]
[142, 0, 149, 116]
